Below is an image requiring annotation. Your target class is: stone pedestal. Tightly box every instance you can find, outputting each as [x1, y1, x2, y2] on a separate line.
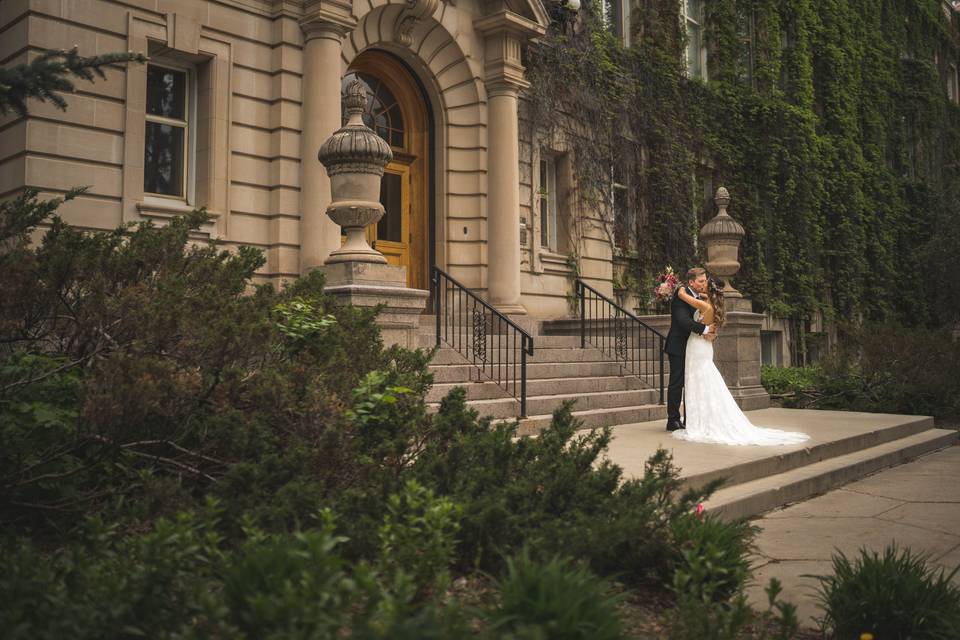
[321, 262, 428, 349]
[713, 310, 771, 411]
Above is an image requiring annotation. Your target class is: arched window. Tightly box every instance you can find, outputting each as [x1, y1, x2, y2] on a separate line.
[340, 72, 405, 148]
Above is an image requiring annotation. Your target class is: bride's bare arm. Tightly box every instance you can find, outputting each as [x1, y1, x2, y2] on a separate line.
[677, 287, 712, 313]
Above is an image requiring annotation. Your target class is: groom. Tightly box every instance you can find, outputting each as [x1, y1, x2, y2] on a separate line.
[664, 267, 717, 432]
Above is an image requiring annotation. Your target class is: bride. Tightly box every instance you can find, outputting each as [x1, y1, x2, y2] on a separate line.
[671, 278, 809, 446]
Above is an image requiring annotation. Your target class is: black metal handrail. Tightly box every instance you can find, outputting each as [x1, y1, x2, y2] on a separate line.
[574, 279, 666, 404]
[432, 267, 535, 417]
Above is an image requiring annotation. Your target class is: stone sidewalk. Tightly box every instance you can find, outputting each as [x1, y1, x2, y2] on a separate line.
[747, 445, 960, 629]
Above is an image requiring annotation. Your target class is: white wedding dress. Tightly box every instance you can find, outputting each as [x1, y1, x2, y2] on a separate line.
[672, 312, 809, 446]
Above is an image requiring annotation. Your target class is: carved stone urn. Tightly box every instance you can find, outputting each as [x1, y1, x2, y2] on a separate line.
[317, 79, 393, 264]
[699, 186, 746, 300]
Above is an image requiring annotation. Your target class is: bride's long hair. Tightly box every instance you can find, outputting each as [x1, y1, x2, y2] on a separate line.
[707, 277, 726, 328]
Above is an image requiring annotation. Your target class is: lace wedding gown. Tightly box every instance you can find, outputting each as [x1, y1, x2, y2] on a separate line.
[672, 312, 809, 446]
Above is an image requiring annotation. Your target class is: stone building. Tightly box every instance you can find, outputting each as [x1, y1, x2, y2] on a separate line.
[0, 0, 622, 318]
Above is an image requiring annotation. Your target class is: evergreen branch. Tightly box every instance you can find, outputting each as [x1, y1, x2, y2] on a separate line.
[0, 47, 147, 117]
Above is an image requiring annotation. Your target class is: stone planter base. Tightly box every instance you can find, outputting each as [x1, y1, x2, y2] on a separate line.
[320, 262, 428, 349]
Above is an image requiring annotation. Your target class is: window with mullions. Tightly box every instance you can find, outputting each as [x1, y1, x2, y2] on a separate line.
[539, 155, 558, 252]
[683, 0, 706, 80]
[144, 64, 191, 198]
[340, 72, 405, 148]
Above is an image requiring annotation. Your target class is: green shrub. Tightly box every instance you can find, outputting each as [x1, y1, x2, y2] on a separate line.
[812, 545, 960, 640]
[764, 326, 960, 419]
[0, 505, 473, 639]
[761, 365, 820, 403]
[0, 206, 423, 536]
[411, 396, 718, 580]
[485, 548, 626, 640]
[377, 479, 462, 600]
[670, 513, 757, 604]
[817, 324, 960, 419]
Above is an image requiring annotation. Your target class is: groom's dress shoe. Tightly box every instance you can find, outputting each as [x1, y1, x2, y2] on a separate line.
[666, 420, 683, 432]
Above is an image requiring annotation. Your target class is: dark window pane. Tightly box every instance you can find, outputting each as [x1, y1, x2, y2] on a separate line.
[144, 122, 185, 197]
[378, 173, 402, 242]
[146, 66, 187, 119]
[340, 71, 406, 148]
[540, 198, 548, 248]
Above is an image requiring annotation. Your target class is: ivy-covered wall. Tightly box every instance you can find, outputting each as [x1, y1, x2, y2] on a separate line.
[526, 0, 960, 329]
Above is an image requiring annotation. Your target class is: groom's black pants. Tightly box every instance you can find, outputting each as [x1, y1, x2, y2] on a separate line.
[666, 352, 685, 422]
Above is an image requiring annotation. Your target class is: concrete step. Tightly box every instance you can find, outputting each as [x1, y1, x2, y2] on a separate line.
[428, 346, 665, 366]
[426, 374, 649, 403]
[429, 359, 635, 383]
[513, 403, 669, 437]
[679, 415, 937, 495]
[703, 428, 959, 521]
[417, 333, 584, 349]
[430, 388, 662, 420]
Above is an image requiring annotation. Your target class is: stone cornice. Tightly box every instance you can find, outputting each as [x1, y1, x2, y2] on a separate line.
[473, 10, 546, 40]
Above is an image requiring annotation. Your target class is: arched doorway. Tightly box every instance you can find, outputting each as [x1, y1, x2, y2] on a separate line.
[341, 51, 431, 290]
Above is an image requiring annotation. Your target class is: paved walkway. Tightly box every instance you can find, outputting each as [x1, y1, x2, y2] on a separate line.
[747, 446, 960, 629]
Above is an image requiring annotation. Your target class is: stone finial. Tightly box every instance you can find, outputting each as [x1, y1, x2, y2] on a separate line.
[700, 186, 746, 298]
[317, 79, 393, 264]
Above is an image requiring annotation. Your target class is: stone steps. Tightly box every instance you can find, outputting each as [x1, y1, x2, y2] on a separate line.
[422, 314, 667, 434]
[426, 374, 647, 403]
[511, 404, 667, 436]
[429, 345, 664, 366]
[429, 359, 655, 383]
[429, 387, 662, 420]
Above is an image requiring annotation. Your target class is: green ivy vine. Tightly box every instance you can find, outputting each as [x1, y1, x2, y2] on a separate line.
[525, 0, 960, 329]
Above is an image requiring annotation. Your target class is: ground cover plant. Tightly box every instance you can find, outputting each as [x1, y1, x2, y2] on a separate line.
[812, 545, 960, 640]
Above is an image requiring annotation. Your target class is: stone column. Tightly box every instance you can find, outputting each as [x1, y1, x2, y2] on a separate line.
[486, 81, 525, 313]
[700, 186, 770, 410]
[299, 12, 355, 274]
[475, 12, 545, 315]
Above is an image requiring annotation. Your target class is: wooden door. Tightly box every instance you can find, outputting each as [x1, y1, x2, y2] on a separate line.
[343, 51, 429, 290]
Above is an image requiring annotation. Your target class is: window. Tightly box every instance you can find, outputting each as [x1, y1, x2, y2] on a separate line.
[683, 0, 706, 79]
[612, 162, 631, 252]
[539, 155, 558, 252]
[144, 64, 192, 199]
[340, 72, 405, 148]
[761, 331, 783, 367]
[604, 0, 631, 46]
[948, 64, 959, 104]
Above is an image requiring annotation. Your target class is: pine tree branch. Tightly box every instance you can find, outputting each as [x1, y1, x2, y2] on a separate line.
[0, 47, 147, 117]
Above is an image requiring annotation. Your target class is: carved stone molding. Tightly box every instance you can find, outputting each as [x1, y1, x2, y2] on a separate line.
[394, 0, 442, 47]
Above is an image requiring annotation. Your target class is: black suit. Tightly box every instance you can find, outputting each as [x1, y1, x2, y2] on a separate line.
[664, 286, 706, 423]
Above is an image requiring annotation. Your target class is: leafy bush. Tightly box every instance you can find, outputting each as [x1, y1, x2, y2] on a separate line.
[485, 549, 626, 640]
[670, 513, 757, 604]
[762, 325, 960, 419]
[376, 479, 461, 600]
[0, 501, 471, 639]
[761, 365, 820, 400]
[411, 396, 718, 580]
[0, 205, 422, 536]
[812, 545, 960, 640]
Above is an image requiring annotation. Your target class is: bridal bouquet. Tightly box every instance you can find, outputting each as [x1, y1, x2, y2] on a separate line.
[653, 265, 679, 302]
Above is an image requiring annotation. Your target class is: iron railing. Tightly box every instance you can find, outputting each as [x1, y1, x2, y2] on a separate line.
[574, 279, 666, 404]
[432, 267, 534, 417]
